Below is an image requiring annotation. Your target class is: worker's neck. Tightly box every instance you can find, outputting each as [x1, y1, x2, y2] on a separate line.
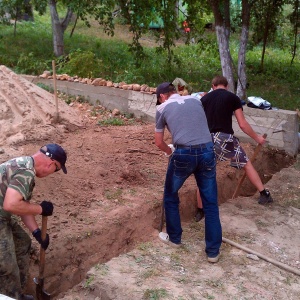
[214, 85, 227, 90]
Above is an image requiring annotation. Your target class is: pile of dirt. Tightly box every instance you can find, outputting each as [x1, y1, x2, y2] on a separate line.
[0, 67, 299, 300]
[0, 65, 82, 158]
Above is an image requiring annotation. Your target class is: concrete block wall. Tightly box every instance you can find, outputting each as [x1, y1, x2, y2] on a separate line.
[23, 75, 299, 156]
[24, 76, 157, 122]
[232, 106, 299, 156]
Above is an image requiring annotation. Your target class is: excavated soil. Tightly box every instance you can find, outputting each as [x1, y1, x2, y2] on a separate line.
[0, 66, 299, 300]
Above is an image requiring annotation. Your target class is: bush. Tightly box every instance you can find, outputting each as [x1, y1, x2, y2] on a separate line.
[57, 49, 104, 78]
[16, 52, 48, 75]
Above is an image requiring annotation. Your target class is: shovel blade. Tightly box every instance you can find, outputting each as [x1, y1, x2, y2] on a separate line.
[34, 277, 51, 300]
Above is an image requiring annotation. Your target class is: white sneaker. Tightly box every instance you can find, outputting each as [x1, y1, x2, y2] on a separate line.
[158, 232, 182, 248]
[207, 253, 220, 263]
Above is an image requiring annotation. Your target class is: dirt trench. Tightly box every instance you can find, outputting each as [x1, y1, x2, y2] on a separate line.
[1, 66, 298, 299]
[24, 139, 295, 299]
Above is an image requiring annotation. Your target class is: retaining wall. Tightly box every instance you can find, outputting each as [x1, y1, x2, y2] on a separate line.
[23, 75, 300, 156]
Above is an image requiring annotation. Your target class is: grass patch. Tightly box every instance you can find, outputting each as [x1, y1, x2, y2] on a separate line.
[284, 197, 300, 209]
[141, 268, 161, 279]
[95, 263, 109, 276]
[104, 188, 123, 201]
[143, 288, 168, 300]
[137, 242, 153, 252]
[83, 275, 94, 290]
[98, 117, 125, 126]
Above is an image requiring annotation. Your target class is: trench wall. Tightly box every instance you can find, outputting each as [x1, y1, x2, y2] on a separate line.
[23, 75, 300, 156]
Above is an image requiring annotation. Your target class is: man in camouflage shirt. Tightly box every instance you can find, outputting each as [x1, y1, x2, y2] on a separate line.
[0, 143, 67, 300]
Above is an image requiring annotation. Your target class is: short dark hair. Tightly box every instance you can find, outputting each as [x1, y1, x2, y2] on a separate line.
[212, 75, 228, 87]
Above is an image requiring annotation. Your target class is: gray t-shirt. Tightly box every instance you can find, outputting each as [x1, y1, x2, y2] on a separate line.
[155, 94, 212, 145]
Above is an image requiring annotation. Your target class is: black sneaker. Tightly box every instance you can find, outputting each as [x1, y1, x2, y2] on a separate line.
[195, 208, 205, 222]
[258, 190, 273, 205]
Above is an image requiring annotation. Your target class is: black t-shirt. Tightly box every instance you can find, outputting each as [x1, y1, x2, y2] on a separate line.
[201, 89, 242, 134]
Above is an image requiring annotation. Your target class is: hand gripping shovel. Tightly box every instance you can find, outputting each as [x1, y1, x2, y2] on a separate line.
[33, 216, 51, 300]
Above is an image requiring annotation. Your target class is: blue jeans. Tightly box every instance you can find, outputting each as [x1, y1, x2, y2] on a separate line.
[163, 142, 222, 257]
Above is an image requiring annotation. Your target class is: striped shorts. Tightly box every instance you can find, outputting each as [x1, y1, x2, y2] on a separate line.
[211, 132, 249, 169]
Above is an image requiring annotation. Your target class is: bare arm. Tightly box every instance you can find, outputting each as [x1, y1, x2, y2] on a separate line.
[155, 132, 172, 155]
[234, 108, 266, 145]
[21, 215, 39, 232]
[3, 187, 42, 216]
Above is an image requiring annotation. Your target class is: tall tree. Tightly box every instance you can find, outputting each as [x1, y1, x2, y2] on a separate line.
[208, 0, 255, 99]
[251, 0, 285, 71]
[209, 0, 235, 93]
[287, 0, 300, 64]
[33, 0, 115, 57]
[236, 0, 251, 100]
[48, 0, 73, 57]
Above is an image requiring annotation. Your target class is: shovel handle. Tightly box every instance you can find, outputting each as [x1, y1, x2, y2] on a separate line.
[39, 216, 48, 279]
[232, 133, 267, 199]
[159, 156, 171, 232]
[52, 60, 58, 117]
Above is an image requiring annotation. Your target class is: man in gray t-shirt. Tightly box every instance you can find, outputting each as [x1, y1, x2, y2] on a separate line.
[155, 82, 222, 263]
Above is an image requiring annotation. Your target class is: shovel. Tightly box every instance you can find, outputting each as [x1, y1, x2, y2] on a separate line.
[34, 216, 51, 300]
[232, 133, 267, 199]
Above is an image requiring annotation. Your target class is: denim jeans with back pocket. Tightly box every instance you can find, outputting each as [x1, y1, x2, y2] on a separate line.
[163, 142, 222, 257]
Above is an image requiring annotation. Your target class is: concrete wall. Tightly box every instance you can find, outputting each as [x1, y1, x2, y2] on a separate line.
[23, 75, 299, 156]
[232, 107, 299, 156]
[24, 76, 157, 122]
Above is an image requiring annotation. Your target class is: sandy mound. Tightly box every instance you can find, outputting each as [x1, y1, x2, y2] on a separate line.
[0, 65, 83, 156]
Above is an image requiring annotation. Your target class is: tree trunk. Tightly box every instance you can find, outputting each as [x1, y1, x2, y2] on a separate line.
[210, 0, 234, 92]
[236, 25, 248, 100]
[291, 0, 299, 64]
[49, 0, 73, 57]
[215, 25, 234, 92]
[237, 0, 251, 100]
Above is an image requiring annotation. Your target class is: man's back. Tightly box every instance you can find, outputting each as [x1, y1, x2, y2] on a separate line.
[156, 94, 212, 145]
[201, 89, 242, 134]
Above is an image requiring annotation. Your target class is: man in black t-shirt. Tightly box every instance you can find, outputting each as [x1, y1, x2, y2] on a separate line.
[200, 75, 273, 205]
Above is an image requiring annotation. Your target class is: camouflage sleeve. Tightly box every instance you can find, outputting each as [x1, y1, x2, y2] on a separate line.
[9, 169, 35, 201]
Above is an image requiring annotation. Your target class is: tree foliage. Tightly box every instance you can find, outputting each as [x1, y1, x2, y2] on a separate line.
[1, 0, 299, 97]
[0, 0, 34, 35]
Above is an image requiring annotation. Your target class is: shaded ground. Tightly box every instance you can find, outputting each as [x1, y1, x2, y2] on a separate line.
[0, 67, 299, 299]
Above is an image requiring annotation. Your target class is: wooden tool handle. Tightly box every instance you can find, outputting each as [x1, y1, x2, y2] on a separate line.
[39, 216, 48, 279]
[232, 133, 267, 199]
[159, 156, 171, 232]
[52, 60, 59, 118]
